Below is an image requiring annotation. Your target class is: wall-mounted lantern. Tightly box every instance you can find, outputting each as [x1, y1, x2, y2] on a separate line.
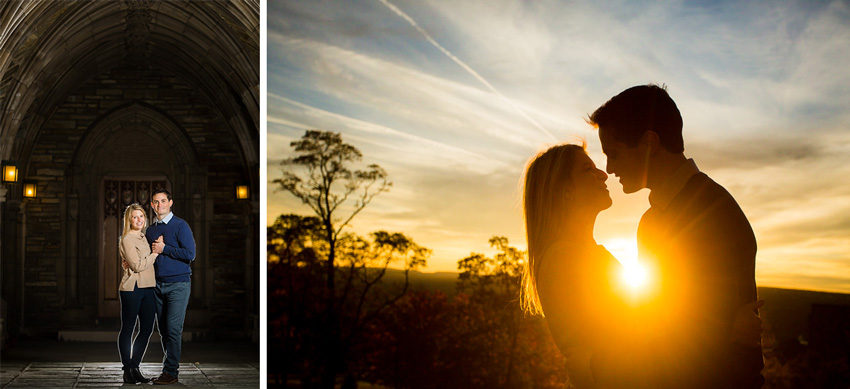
[235, 184, 250, 200]
[1, 160, 19, 184]
[23, 180, 37, 198]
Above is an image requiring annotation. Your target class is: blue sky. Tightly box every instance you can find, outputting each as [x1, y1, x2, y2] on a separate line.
[268, 0, 850, 293]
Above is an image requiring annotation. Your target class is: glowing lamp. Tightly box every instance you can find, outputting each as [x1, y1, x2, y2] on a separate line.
[235, 184, 249, 200]
[23, 181, 37, 198]
[1, 160, 19, 184]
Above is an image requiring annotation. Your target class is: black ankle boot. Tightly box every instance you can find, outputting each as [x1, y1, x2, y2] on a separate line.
[132, 368, 150, 383]
[123, 369, 138, 384]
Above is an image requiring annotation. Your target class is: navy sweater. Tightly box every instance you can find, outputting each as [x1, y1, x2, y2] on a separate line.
[146, 214, 196, 283]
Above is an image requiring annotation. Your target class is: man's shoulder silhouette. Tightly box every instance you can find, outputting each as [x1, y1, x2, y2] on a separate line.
[641, 171, 763, 387]
[666, 173, 753, 235]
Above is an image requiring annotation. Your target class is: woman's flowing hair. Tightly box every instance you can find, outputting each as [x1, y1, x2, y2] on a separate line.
[122, 203, 147, 238]
[520, 143, 585, 316]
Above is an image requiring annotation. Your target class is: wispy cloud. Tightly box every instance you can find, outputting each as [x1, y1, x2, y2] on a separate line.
[377, 0, 557, 141]
[268, 92, 502, 173]
[267, 28, 587, 172]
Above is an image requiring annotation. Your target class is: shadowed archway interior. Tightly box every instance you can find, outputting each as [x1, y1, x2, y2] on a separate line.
[0, 0, 259, 340]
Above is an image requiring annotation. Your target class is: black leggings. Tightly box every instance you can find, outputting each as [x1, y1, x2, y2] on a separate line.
[118, 284, 156, 370]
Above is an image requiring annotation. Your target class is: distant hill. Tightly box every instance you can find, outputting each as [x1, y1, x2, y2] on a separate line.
[372, 268, 459, 295]
[757, 286, 850, 346]
[379, 269, 850, 348]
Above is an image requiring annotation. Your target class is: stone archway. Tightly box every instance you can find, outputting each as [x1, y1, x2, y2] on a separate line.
[0, 0, 258, 338]
[67, 102, 208, 320]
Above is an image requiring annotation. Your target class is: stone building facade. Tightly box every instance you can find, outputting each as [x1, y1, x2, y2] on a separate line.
[0, 1, 259, 340]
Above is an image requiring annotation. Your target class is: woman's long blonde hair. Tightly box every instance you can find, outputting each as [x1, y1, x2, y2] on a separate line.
[520, 143, 586, 316]
[122, 203, 147, 238]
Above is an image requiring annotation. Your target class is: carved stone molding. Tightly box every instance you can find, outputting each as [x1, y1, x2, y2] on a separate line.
[123, 0, 153, 68]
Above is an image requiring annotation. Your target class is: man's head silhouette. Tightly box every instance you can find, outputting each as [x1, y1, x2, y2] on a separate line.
[589, 84, 685, 193]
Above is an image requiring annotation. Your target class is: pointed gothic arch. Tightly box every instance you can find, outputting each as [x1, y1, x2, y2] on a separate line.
[63, 101, 211, 318]
[0, 1, 258, 339]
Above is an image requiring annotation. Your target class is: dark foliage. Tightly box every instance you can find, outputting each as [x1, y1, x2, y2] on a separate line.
[268, 229, 568, 388]
[268, 214, 429, 387]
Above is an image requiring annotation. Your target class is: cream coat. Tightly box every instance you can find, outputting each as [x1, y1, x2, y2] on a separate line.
[119, 231, 157, 291]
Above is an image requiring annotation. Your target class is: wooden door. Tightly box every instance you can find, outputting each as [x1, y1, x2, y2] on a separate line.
[98, 178, 167, 317]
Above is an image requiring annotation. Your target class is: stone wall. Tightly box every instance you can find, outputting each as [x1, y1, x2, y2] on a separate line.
[16, 66, 256, 336]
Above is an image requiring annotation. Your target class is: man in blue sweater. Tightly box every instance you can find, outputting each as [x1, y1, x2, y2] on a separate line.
[147, 188, 196, 385]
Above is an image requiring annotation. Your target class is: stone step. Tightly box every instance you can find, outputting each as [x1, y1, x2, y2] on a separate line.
[57, 330, 201, 342]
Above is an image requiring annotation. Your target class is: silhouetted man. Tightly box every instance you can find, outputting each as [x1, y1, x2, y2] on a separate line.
[589, 84, 764, 387]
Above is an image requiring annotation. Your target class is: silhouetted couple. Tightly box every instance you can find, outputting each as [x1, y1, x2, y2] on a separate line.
[521, 85, 764, 387]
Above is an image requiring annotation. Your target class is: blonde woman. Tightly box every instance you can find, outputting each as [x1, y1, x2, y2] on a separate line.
[520, 143, 634, 387]
[118, 203, 158, 384]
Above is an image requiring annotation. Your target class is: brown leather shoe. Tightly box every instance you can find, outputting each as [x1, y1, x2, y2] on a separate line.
[153, 372, 178, 385]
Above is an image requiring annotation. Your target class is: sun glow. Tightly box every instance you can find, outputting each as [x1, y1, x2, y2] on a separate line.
[621, 262, 649, 290]
[604, 238, 638, 266]
[604, 238, 651, 294]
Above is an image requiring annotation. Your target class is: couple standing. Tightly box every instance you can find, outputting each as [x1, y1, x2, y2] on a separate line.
[117, 188, 196, 385]
[521, 85, 764, 387]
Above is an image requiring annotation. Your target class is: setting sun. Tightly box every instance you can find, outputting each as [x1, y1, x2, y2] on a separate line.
[604, 238, 651, 294]
[621, 262, 649, 290]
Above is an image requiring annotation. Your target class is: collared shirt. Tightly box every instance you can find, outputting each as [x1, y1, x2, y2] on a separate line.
[648, 159, 700, 210]
[153, 212, 174, 225]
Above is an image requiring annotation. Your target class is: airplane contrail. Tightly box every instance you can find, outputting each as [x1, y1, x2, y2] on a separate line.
[377, 0, 558, 141]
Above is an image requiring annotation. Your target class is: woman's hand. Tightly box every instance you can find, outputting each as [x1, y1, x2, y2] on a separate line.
[122, 254, 156, 271]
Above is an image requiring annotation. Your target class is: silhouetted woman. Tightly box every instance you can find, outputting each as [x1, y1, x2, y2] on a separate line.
[520, 143, 634, 387]
[118, 203, 158, 384]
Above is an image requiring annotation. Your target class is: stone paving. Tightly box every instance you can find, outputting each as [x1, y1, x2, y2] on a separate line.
[0, 361, 260, 388]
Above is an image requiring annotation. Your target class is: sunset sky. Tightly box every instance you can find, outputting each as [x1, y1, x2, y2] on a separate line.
[267, 0, 850, 293]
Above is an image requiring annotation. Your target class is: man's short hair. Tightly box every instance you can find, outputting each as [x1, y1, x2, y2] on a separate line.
[588, 84, 684, 153]
[152, 187, 172, 201]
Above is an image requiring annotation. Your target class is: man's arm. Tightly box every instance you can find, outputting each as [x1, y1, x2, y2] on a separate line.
[733, 300, 764, 347]
[696, 202, 760, 344]
[162, 220, 196, 263]
[671, 193, 763, 386]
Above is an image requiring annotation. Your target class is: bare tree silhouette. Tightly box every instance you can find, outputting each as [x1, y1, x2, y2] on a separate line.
[273, 130, 396, 387]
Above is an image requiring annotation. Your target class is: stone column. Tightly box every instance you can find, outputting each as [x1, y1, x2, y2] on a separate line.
[18, 202, 26, 334]
[67, 192, 80, 306]
[1, 197, 21, 336]
[0, 186, 6, 265]
[0, 186, 6, 342]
